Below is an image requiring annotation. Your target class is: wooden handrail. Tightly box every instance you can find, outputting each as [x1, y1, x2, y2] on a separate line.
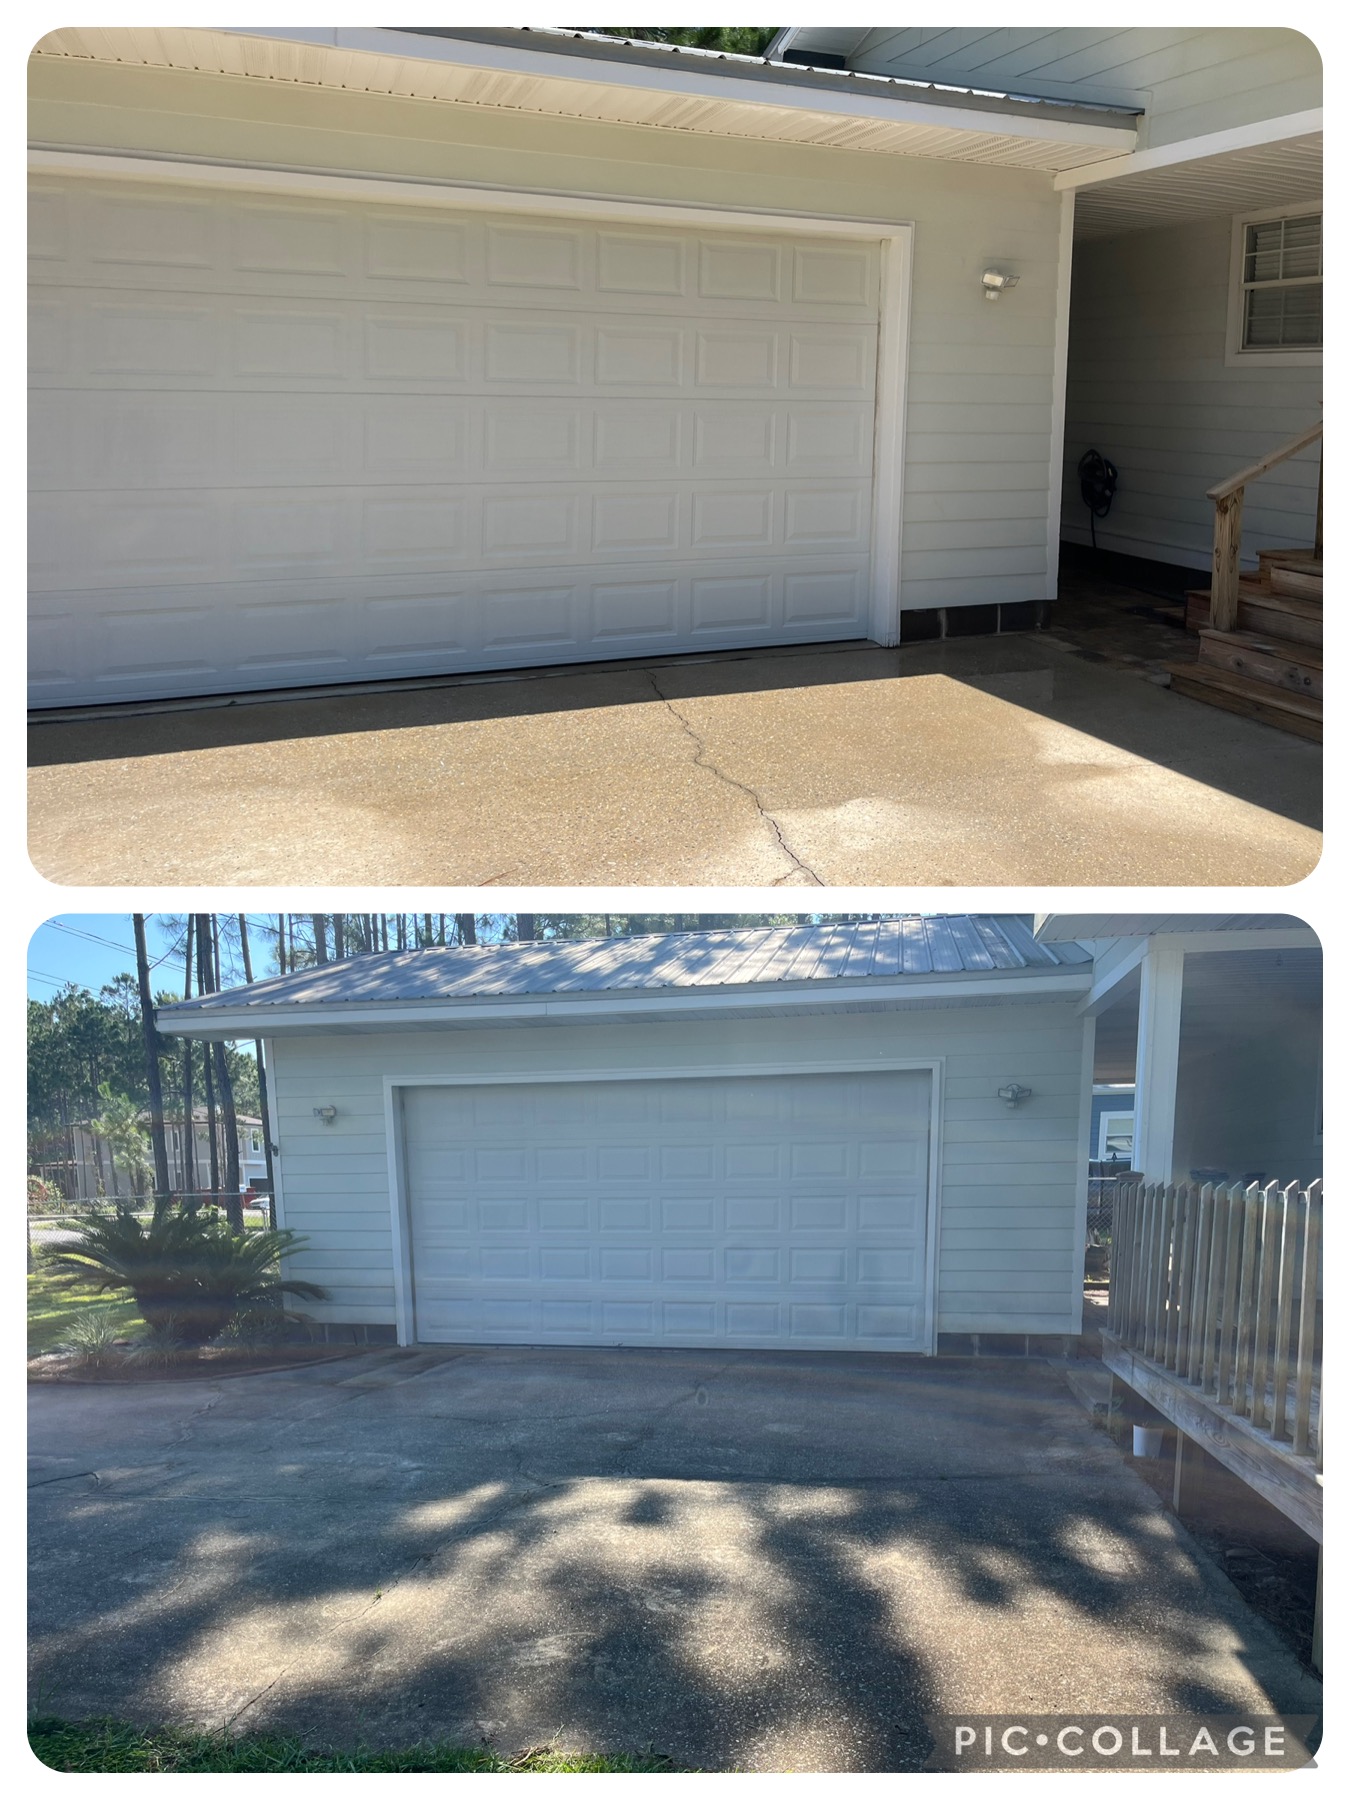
[1206, 420, 1323, 502]
[1208, 420, 1322, 630]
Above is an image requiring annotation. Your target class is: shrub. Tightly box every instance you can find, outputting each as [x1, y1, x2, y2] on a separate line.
[56, 1306, 124, 1370]
[27, 1176, 60, 1215]
[44, 1196, 327, 1347]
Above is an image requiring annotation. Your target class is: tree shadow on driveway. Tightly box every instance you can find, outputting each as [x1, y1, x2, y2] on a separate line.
[28, 1351, 1322, 1772]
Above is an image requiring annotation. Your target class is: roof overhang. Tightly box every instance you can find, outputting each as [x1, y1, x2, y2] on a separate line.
[1038, 914, 1316, 947]
[1057, 110, 1321, 237]
[157, 967, 1092, 1042]
[31, 25, 1138, 174]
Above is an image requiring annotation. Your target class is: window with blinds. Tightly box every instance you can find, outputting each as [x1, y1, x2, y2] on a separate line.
[1240, 211, 1322, 351]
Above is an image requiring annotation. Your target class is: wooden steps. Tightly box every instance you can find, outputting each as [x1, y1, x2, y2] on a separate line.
[1196, 626, 1321, 699]
[1164, 662, 1322, 740]
[1184, 584, 1321, 645]
[1172, 549, 1321, 739]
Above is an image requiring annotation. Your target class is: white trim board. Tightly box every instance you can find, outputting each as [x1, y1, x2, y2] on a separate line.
[30, 147, 916, 656]
[383, 1056, 946, 1353]
[1045, 188, 1076, 600]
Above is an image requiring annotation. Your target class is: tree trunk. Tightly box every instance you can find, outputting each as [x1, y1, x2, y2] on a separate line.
[239, 914, 278, 1229]
[195, 917, 221, 1202]
[516, 914, 536, 942]
[181, 921, 198, 1202]
[333, 915, 346, 960]
[312, 916, 329, 964]
[133, 914, 172, 1200]
[456, 914, 477, 945]
[210, 917, 244, 1231]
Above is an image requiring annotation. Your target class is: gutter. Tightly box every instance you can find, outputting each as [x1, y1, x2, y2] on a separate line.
[219, 27, 1139, 151]
[157, 968, 1093, 1041]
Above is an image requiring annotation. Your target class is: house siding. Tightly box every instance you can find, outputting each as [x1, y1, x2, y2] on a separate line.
[30, 57, 1066, 617]
[1061, 214, 1321, 570]
[268, 1000, 1089, 1341]
[838, 29, 1321, 150]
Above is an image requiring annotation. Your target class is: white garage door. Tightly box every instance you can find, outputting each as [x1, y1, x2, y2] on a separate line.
[401, 1070, 932, 1351]
[29, 176, 884, 707]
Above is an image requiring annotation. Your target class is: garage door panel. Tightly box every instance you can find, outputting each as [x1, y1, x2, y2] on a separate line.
[31, 177, 884, 704]
[35, 181, 882, 317]
[32, 393, 873, 491]
[403, 1071, 932, 1351]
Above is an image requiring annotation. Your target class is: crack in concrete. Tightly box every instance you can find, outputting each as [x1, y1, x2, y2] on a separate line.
[646, 672, 824, 886]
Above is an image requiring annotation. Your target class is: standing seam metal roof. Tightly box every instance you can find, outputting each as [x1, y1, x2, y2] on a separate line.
[159, 918, 1091, 1016]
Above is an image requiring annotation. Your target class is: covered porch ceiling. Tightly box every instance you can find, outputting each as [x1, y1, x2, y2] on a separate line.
[1059, 117, 1321, 238]
[1093, 946, 1321, 1084]
[30, 25, 1138, 174]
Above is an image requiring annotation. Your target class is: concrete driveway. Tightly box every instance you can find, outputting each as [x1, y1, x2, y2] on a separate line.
[28, 1348, 1319, 1771]
[28, 636, 1320, 886]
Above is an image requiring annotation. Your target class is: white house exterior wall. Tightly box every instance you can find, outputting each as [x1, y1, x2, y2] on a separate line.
[30, 58, 1066, 661]
[267, 1001, 1088, 1343]
[1061, 214, 1321, 570]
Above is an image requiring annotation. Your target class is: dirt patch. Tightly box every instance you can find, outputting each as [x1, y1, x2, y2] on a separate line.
[27, 1343, 361, 1384]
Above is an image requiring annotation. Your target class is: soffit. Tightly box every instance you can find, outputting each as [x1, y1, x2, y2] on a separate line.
[31, 26, 1136, 174]
[1071, 131, 1321, 237]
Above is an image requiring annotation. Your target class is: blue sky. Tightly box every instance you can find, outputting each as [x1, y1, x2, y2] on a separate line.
[27, 915, 269, 1003]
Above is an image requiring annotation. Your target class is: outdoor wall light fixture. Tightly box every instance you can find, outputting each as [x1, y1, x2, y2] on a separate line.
[313, 1105, 338, 1126]
[997, 1083, 1032, 1109]
[982, 268, 1019, 301]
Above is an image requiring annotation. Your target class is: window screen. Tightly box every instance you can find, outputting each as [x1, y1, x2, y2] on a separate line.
[1241, 212, 1322, 350]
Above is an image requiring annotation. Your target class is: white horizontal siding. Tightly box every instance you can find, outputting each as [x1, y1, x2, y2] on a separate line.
[268, 999, 1087, 1342]
[845, 29, 1320, 150]
[1062, 214, 1320, 570]
[30, 58, 1067, 624]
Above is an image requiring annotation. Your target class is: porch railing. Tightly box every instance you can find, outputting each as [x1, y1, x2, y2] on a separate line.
[1108, 1177, 1322, 1465]
[1207, 420, 1322, 631]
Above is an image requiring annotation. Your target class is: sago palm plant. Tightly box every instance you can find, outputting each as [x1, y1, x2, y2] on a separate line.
[45, 1196, 327, 1346]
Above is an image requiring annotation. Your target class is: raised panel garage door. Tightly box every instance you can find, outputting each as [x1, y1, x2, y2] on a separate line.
[29, 176, 883, 707]
[401, 1069, 932, 1351]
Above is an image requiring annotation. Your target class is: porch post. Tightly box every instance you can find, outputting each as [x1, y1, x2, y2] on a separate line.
[1134, 944, 1184, 1181]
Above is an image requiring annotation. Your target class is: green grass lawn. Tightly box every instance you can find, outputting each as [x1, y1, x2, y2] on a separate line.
[26, 1266, 144, 1356]
[29, 1718, 677, 1773]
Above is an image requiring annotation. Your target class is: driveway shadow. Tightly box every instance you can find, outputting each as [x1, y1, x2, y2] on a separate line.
[28, 1351, 1321, 1771]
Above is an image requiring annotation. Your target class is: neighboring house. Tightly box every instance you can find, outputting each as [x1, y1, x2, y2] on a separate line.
[29, 1111, 268, 1203]
[27, 26, 1320, 709]
[157, 916, 1321, 1351]
[1091, 1085, 1135, 1164]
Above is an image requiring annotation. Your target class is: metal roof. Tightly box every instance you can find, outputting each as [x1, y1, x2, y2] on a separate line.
[161, 918, 1091, 1018]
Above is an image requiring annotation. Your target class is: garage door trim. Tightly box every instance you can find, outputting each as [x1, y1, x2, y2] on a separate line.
[382, 1055, 944, 1353]
[30, 148, 913, 665]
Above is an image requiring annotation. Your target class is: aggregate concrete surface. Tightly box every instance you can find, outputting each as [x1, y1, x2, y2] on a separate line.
[29, 638, 1320, 886]
[28, 1348, 1321, 1771]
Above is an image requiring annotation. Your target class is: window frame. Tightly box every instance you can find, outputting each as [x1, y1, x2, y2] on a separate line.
[1097, 1109, 1135, 1162]
[1225, 201, 1323, 369]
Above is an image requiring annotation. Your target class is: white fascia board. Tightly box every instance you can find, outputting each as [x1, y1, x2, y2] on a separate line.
[227, 26, 1138, 153]
[157, 969, 1091, 1040]
[1053, 109, 1322, 192]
